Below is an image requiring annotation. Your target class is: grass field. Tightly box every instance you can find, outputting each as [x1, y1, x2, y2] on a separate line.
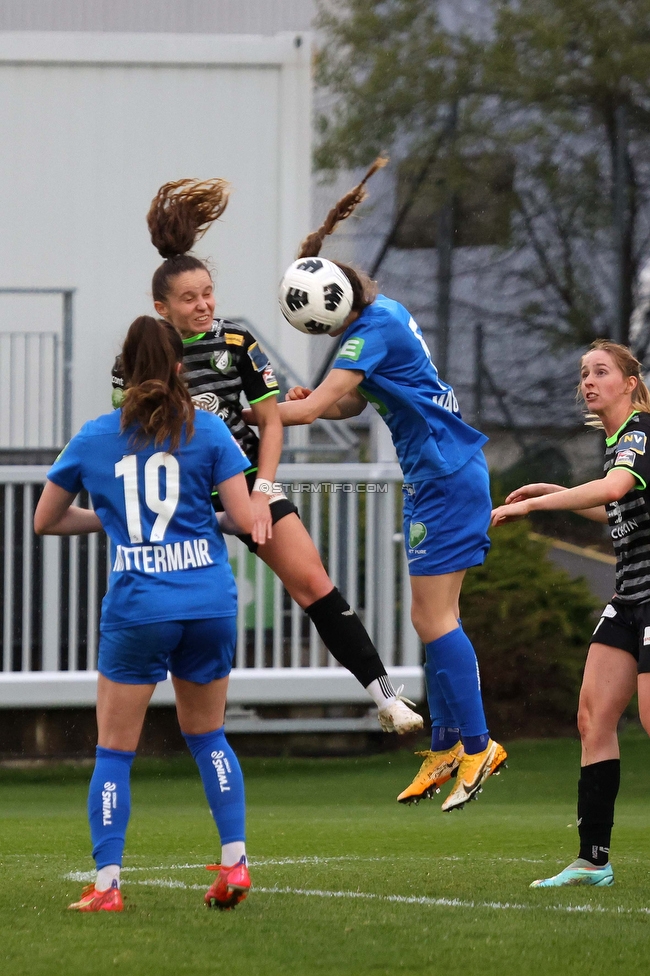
[1, 733, 649, 976]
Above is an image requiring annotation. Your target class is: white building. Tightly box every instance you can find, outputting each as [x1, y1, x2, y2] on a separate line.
[0, 1, 315, 446]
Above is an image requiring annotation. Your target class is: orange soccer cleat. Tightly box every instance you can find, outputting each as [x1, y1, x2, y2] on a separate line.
[204, 857, 251, 910]
[68, 880, 124, 912]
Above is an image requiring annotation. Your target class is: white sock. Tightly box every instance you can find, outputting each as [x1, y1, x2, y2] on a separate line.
[221, 842, 246, 867]
[366, 675, 397, 708]
[95, 864, 120, 891]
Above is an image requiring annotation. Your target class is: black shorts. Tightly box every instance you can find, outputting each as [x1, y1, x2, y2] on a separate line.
[211, 471, 299, 554]
[590, 598, 650, 673]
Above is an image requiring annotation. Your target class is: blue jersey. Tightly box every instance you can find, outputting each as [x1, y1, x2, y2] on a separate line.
[333, 296, 487, 481]
[47, 410, 250, 631]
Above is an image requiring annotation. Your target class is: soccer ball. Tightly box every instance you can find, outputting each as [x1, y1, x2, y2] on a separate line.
[278, 258, 353, 334]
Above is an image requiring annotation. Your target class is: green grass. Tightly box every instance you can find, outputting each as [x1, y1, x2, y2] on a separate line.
[1, 734, 650, 976]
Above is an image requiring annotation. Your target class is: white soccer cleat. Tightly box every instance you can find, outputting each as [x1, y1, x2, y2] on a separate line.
[378, 687, 424, 734]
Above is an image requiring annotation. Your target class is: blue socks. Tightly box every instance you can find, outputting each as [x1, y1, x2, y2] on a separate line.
[425, 626, 489, 755]
[86, 730, 245, 874]
[183, 727, 246, 845]
[88, 746, 136, 869]
[424, 654, 460, 751]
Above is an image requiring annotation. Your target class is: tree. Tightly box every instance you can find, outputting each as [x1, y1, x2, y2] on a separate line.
[487, 0, 650, 345]
[315, 0, 650, 348]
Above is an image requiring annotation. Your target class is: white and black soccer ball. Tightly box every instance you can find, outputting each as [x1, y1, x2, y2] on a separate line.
[278, 258, 353, 334]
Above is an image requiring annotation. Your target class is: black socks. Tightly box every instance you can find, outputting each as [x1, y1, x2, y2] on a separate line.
[305, 587, 387, 688]
[577, 759, 620, 866]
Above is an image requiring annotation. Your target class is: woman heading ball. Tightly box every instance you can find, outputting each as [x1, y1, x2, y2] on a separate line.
[492, 340, 650, 887]
[111, 176, 424, 735]
[269, 161, 507, 812]
[35, 316, 253, 912]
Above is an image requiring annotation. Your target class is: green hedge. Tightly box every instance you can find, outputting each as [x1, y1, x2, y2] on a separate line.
[460, 521, 600, 738]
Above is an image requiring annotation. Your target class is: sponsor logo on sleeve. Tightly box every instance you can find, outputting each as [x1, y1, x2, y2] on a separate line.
[618, 430, 647, 454]
[262, 365, 277, 388]
[337, 337, 365, 362]
[247, 341, 270, 371]
[615, 448, 636, 467]
[231, 434, 249, 459]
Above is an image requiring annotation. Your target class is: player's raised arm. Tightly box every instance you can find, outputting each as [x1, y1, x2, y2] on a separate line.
[277, 368, 364, 426]
[491, 469, 635, 526]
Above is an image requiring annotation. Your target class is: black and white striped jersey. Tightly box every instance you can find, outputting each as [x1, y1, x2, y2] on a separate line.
[112, 319, 280, 474]
[604, 411, 650, 603]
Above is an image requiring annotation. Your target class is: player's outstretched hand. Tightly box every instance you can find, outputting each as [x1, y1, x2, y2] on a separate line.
[250, 490, 273, 546]
[505, 483, 566, 504]
[491, 499, 531, 526]
[285, 386, 313, 401]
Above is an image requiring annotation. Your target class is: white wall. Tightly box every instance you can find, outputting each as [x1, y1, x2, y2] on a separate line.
[0, 31, 312, 436]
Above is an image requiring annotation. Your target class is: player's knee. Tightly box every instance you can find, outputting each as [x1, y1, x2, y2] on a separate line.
[577, 696, 599, 740]
[638, 703, 650, 738]
[410, 603, 430, 642]
[577, 697, 618, 743]
[294, 566, 332, 606]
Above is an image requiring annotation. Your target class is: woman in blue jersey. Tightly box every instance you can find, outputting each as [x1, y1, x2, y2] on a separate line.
[270, 168, 507, 811]
[34, 316, 253, 912]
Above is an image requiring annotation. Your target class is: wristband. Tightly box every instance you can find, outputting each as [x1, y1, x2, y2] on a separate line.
[252, 478, 274, 495]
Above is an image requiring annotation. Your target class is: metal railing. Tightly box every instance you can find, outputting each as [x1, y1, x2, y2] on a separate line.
[0, 463, 423, 710]
[0, 287, 75, 447]
[0, 332, 61, 448]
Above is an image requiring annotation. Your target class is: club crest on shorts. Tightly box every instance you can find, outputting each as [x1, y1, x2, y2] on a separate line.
[409, 522, 427, 549]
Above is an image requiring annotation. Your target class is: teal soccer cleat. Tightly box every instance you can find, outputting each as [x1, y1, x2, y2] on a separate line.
[530, 859, 614, 888]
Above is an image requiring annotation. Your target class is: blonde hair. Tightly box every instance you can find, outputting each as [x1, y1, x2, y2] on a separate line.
[580, 339, 650, 427]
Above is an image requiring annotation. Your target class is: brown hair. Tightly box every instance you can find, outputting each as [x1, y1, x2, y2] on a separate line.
[120, 316, 194, 452]
[580, 339, 650, 422]
[147, 178, 230, 303]
[297, 157, 388, 312]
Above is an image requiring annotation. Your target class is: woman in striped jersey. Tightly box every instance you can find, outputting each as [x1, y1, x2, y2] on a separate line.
[113, 178, 422, 735]
[492, 340, 650, 887]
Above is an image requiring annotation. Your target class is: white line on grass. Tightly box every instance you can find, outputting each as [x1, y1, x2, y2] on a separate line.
[126, 878, 650, 917]
[63, 854, 552, 882]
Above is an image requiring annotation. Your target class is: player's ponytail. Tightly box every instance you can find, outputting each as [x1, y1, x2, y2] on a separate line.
[297, 157, 387, 313]
[120, 316, 195, 452]
[148, 178, 230, 302]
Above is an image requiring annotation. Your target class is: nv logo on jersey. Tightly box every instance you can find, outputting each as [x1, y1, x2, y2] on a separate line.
[619, 430, 647, 454]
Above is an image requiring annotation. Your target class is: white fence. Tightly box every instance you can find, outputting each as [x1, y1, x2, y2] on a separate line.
[0, 288, 75, 447]
[0, 463, 424, 714]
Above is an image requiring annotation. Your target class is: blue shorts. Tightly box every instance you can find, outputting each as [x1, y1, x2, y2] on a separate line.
[98, 616, 237, 685]
[403, 451, 491, 577]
